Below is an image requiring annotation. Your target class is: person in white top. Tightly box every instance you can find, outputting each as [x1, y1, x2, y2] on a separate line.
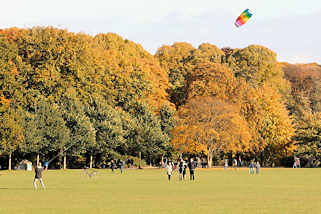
[224, 159, 228, 170]
[233, 159, 238, 171]
[166, 162, 173, 181]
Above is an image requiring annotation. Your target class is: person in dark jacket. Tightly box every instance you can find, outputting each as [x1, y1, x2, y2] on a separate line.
[178, 159, 185, 181]
[188, 158, 195, 181]
[111, 160, 116, 172]
[33, 162, 45, 190]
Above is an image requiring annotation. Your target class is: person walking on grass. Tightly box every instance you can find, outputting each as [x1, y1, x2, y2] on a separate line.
[111, 160, 116, 172]
[238, 156, 242, 167]
[224, 159, 228, 170]
[183, 159, 188, 180]
[293, 156, 297, 168]
[34, 162, 45, 190]
[178, 159, 184, 181]
[249, 160, 255, 175]
[188, 158, 195, 181]
[178, 159, 187, 181]
[256, 161, 260, 174]
[166, 162, 173, 181]
[119, 160, 125, 174]
[233, 158, 238, 171]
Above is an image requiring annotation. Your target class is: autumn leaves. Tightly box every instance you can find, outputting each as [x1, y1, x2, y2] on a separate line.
[0, 27, 305, 168]
[156, 43, 295, 166]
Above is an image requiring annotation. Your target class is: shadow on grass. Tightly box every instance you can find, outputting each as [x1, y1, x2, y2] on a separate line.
[0, 187, 33, 190]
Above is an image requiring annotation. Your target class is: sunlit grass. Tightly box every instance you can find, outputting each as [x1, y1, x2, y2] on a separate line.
[0, 168, 320, 214]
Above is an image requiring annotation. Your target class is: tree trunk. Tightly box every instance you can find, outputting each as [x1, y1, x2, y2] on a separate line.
[59, 147, 63, 169]
[8, 152, 12, 171]
[149, 156, 152, 167]
[89, 154, 93, 169]
[139, 152, 142, 169]
[36, 153, 40, 166]
[207, 150, 213, 168]
[63, 152, 67, 170]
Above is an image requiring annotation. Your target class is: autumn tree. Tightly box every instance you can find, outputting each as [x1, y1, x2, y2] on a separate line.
[282, 63, 321, 165]
[282, 62, 321, 114]
[187, 62, 246, 104]
[94, 33, 171, 110]
[0, 30, 26, 170]
[155, 42, 225, 108]
[241, 85, 295, 165]
[172, 97, 252, 167]
[230, 45, 290, 95]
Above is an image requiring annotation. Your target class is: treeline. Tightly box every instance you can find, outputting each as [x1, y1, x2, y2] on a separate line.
[0, 27, 320, 169]
[0, 27, 175, 169]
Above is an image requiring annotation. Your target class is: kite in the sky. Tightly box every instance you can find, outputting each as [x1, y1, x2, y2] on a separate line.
[235, 9, 253, 27]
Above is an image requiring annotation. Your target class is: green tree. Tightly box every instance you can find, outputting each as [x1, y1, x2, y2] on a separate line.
[124, 101, 171, 165]
[85, 96, 126, 167]
[23, 96, 69, 166]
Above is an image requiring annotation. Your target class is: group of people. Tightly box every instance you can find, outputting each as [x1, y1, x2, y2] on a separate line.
[33, 155, 304, 190]
[249, 160, 260, 175]
[110, 159, 126, 174]
[224, 157, 243, 170]
[293, 156, 301, 168]
[224, 158, 260, 175]
[165, 158, 197, 181]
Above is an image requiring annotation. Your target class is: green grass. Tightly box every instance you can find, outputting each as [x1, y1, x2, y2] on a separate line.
[0, 168, 320, 214]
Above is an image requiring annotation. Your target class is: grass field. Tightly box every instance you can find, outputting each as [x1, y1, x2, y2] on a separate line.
[0, 168, 320, 214]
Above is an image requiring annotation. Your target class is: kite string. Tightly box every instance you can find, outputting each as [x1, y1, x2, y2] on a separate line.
[47, 141, 78, 165]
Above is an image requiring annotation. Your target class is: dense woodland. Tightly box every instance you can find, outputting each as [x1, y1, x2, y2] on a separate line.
[0, 27, 320, 169]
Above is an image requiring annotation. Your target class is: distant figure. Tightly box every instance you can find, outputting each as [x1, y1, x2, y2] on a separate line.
[224, 159, 228, 170]
[256, 161, 260, 174]
[297, 158, 301, 168]
[238, 156, 242, 167]
[44, 161, 48, 170]
[178, 159, 187, 181]
[202, 158, 207, 168]
[178, 159, 184, 181]
[111, 160, 116, 172]
[166, 163, 173, 181]
[34, 162, 45, 190]
[188, 158, 195, 181]
[183, 159, 188, 180]
[233, 158, 238, 171]
[194, 157, 199, 168]
[293, 156, 297, 168]
[119, 160, 125, 174]
[126, 158, 132, 168]
[249, 160, 255, 175]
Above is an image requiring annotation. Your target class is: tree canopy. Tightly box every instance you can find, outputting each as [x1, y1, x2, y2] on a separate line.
[0, 27, 320, 168]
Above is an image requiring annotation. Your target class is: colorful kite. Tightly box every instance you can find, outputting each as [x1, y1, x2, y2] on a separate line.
[235, 9, 253, 28]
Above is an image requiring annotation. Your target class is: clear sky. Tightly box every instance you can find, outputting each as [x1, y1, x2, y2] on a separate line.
[1, 0, 321, 63]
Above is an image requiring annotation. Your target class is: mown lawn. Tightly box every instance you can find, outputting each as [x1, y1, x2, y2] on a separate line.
[0, 168, 320, 214]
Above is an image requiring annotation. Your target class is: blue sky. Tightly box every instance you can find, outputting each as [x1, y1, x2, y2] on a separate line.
[1, 0, 320, 63]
